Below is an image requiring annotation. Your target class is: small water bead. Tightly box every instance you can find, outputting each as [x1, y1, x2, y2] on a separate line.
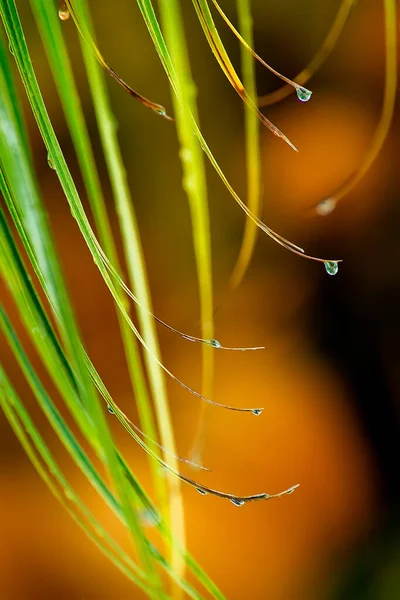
[315, 198, 336, 216]
[209, 338, 221, 348]
[148, 543, 163, 561]
[139, 508, 161, 527]
[296, 87, 312, 102]
[64, 489, 74, 500]
[196, 487, 208, 495]
[58, 2, 70, 20]
[155, 107, 167, 118]
[180, 148, 192, 163]
[230, 498, 245, 507]
[9, 43, 14, 55]
[107, 404, 114, 414]
[183, 173, 196, 194]
[47, 154, 55, 170]
[251, 409, 263, 416]
[324, 261, 339, 276]
[94, 525, 105, 539]
[32, 326, 45, 339]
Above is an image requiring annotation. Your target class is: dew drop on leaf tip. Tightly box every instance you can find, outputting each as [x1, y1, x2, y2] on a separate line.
[251, 409, 263, 416]
[139, 508, 161, 527]
[324, 261, 339, 276]
[316, 198, 336, 216]
[58, 5, 70, 20]
[47, 154, 55, 170]
[230, 498, 245, 507]
[296, 87, 312, 102]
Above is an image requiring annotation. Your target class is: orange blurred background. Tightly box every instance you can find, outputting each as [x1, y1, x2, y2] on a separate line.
[1, 0, 400, 598]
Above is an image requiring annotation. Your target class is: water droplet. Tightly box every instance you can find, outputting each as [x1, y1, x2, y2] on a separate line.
[9, 43, 14, 55]
[316, 198, 336, 216]
[47, 154, 55, 170]
[230, 498, 245, 507]
[148, 543, 164, 562]
[180, 148, 192, 163]
[251, 409, 263, 416]
[94, 525, 105, 539]
[184, 174, 196, 193]
[157, 465, 167, 479]
[209, 338, 221, 348]
[154, 107, 166, 118]
[32, 326, 45, 339]
[139, 508, 161, 527]
[107, 404, 114, 414]
[58, 2, 70, 20]
[324, 261, 339, 276]
[296, 87, 312, 102]
[196, 487, 208, 495]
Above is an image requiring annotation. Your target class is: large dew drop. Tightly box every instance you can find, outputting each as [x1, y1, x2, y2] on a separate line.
[316, 198, 336, 216]
[209, 338, 222, 348]
[296, 87, 312, 102]
[252, 409, 263, 416]
[107, 404, 114, 414]
[230, 498, 245, 507]
[58, 2, 70, 20]
[139, 508, 161, 527]
[324, 261, 339, 276]
[47, 154, 55, 170]
[196, 488, 208, 496]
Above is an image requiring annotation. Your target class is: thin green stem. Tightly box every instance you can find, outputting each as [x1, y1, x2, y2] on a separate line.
[73, 0, 185, 587]
[29, 0, 162, 504]
[230, 0, 262, 289]
[315, 0, 397, 213]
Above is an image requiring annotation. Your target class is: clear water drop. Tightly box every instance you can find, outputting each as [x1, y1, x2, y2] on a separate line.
[94, 525, 105, 539]
[9, 43, 14, 55]
[209, 338, 221, 348]
[107, 404, 114, 414]
[296, 87, 312, 102]
[251, 409, 263, 416]
[139, 508, 161, 527]
[148, 543, 163, 562]
[230, 498, 245, 507]
[155, 107, 166, 118]
[324, 261, 339, 276]
[316, 198, 336, 216]
[180, 148, 192, 163]
[58, 2, 70, 20]
[47, 154, 55, 170]
[196, 487, 208, 495]
[32, 326, 45, 339]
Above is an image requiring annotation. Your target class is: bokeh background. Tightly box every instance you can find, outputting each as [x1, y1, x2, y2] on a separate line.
[1, 0, 400, 598]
